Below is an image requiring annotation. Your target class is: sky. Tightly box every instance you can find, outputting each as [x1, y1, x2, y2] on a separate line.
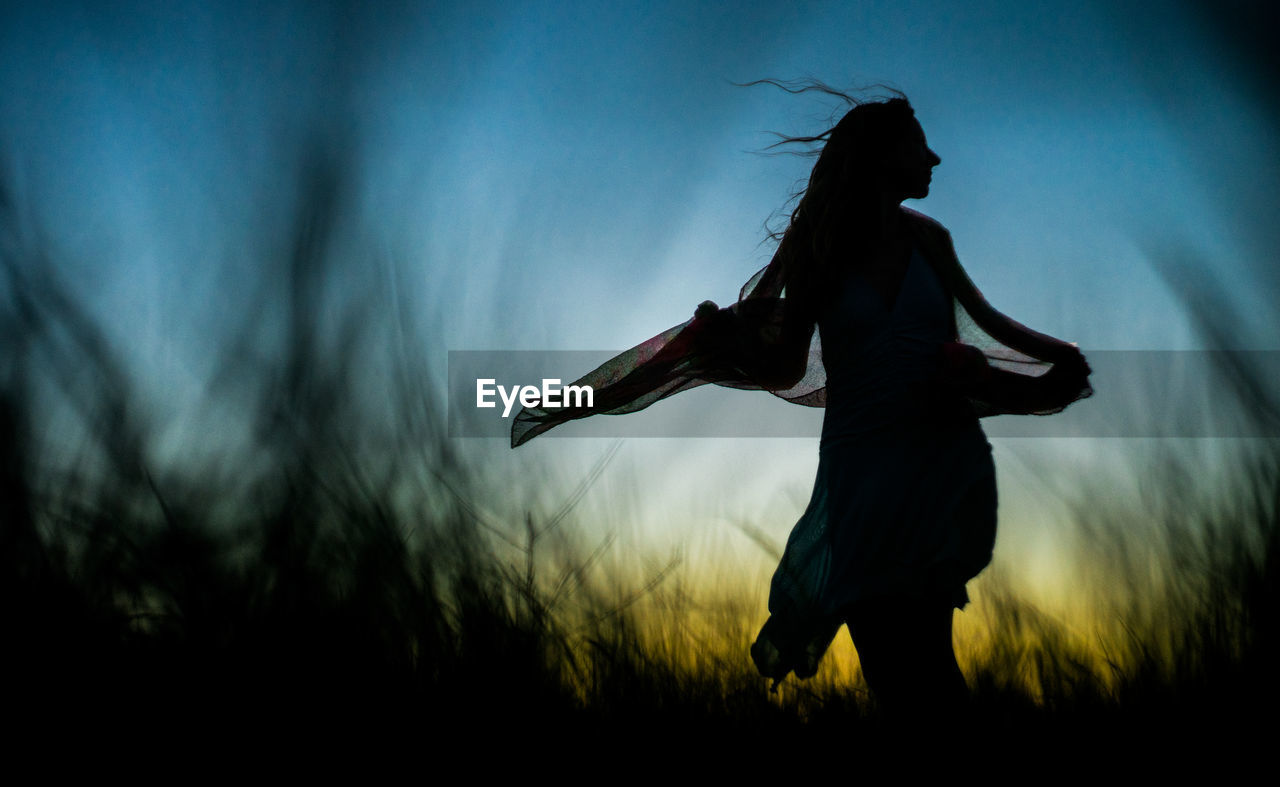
[2, 0, 1276, 598]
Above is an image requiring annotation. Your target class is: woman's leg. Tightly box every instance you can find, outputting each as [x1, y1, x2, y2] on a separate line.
[847, 594, 967, 720]
[845, 471, 993, 720]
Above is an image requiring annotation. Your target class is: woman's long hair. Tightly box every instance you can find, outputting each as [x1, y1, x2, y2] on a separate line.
[746, 81, 917, 324]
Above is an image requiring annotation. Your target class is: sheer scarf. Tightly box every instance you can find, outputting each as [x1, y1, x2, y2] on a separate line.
[511, 207, 1092, 447]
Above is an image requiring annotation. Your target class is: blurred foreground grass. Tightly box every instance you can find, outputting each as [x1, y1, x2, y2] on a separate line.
[1, 167, 1275, 756]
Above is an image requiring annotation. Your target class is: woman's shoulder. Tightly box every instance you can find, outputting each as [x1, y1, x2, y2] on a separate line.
[899, 206, 950, 238]
[900, 207, 958, 268]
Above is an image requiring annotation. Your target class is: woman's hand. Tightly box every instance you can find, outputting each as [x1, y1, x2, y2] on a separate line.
[691, 298, 809, 390]
[1037, 346, 1092, 399]
[689, 300, 736, 353]
[935, 342, 1090, 413]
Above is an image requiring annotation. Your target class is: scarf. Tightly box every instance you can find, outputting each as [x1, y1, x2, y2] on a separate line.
[511, 207, 1092, 448]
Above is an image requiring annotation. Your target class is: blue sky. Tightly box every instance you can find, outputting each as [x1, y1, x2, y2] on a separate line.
[2, 0, 1276, 589]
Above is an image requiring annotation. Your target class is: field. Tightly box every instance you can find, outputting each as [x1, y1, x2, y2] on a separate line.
[2, 172, 1276, 763]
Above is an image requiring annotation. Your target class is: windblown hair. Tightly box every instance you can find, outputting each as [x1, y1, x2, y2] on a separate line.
[743, 80, 917, 324]
[513, 81, 1091, 451]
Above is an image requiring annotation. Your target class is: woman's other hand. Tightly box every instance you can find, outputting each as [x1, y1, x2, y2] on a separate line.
[691, 298, 809, 390]
[1040, 346, 1091, 390]
[694, 300, 721, 320]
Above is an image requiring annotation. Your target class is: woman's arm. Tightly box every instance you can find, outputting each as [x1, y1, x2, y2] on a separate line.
[692, 297, 814, 392]
[939, 341, 1092, 414]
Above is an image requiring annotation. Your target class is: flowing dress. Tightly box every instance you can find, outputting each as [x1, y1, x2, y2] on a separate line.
[750, 248, 997, 682]
[510, 207, 1092, 683]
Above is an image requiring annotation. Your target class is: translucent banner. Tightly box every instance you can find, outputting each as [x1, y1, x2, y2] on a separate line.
[448, 351, 1280, 439]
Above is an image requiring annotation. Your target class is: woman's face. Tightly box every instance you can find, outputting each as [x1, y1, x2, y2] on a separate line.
[884, 117, 941, 200]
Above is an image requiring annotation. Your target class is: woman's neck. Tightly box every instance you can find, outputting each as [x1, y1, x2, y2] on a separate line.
[861, 195, 907, 253]
[877, 194, 906, 241]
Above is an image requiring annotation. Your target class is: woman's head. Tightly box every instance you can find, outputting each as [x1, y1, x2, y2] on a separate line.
[804, 96, 939, 217]
[831, 99, 940, 200]
[742, 82, 940, 309]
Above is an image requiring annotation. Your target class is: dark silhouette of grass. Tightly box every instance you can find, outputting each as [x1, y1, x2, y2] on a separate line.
[1, 153, 1276, 758]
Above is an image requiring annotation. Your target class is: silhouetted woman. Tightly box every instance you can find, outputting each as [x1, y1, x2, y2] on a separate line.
[512, 85, 1092, 717]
